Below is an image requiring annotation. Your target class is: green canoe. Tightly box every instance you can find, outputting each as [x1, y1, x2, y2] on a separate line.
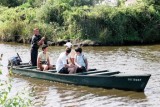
[10, 64, 151, 92]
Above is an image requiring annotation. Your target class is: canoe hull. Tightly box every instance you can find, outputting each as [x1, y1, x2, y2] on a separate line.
[11, 67, 151, 92]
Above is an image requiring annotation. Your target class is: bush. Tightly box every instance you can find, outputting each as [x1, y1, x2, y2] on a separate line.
[0, 6, 37, 42]
[36, 1, 70, 25]
[0, 0, 160, 45]
[0, 68, 31, 107]
[0, 0, 25, 7]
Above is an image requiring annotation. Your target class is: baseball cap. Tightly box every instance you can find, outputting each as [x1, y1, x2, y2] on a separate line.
[64, 42, 72, 48]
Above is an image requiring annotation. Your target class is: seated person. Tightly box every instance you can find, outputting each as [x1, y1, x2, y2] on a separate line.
[56, 47, 76, 74]
[37, 44, 53, 71]
[64, 41, 76, 65]
[74, 47, 88, 73]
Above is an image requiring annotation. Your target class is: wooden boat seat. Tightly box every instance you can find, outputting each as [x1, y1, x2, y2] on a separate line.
[47, 68, 97, 73]
[18, 63, 32, 68]
[22, 66, 37, 69]
[48, 70, 57, 73]
[76, 69, 109, 75]
[88, 71, 120, 76]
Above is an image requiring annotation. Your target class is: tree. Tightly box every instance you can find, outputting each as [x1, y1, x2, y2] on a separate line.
[0, 0, 24, 7]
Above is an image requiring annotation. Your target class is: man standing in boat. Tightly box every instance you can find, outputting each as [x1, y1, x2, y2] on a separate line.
[31, 28, 45, 66]
[56, 47, 76, 74]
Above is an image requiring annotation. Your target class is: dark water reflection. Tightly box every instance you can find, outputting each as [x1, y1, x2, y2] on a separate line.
[0, 42, 160, 107]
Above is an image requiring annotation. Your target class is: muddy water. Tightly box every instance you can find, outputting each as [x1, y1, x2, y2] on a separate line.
[0, 42, 160, 107]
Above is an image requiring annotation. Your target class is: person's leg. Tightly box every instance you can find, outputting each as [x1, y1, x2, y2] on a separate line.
[39, 64, 43, 71]
[34, 49, 38, 66]
[81, 66, 87, 72]
[68, 65, 77, 74]
[31, 48, 38, 66]
[31, 48, 34, 65]
[68, 67, 75, 74]
[48, 65, 54, 70]
[43, 65, 49, 71]
[76, 67, 83, 73]
[59, 67, 68, 74]
[73, 65, 77, 73]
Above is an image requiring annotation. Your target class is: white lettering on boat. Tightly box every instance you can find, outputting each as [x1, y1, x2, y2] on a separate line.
[128, 78, 142, 81]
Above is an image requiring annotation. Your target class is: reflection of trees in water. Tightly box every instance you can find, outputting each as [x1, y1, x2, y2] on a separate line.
[31, 82, 59, 106]
[50, 84, 147, 107]
[12, 75, 52, 106]
[128, 47, 160, 63]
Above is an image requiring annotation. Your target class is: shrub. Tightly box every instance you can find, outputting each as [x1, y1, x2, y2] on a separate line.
[0, 0, 25, 7]
[0, 0, 160, 45]
[0, 68, 31, 107]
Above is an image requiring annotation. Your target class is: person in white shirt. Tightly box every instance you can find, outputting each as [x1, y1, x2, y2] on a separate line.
[56, 47, 76, 74]
[64, 40, 76, 65]
[74, 47, 88, 73]
[37, 44, 53, 71]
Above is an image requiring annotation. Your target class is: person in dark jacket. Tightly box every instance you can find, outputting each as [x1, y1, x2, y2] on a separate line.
[31, 28, 45, 66]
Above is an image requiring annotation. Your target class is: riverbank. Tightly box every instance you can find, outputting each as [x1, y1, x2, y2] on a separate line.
[0, 0, 160, 46]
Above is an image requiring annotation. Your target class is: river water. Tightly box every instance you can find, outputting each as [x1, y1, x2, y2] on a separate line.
[0, 42, 160, 107]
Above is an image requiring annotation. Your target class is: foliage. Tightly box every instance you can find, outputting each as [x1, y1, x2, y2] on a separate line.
[142, 0, 160, 5]
[0, 0, 160, 45]
[36, 1, 70, 25]
[0, 69, 31, 107]
[0, 6, 36, 42]
[0, 0, 25, 7]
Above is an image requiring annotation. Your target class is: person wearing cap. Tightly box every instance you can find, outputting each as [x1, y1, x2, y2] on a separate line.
[64, 40, 76, 65]
[56, 47, 77, 74]
[31, 28, 45, 66]
[74, 47, 88, 73]
[37, 44, 53, 71]
[64, 40, 72, 48]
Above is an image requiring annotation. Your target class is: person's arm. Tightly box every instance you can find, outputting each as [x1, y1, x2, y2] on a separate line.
[67, 57, 71, 64]
[63, 56, 73, 68]
[85, 59, 88, 71]
[37, 56, 41, 68]
[47, 56, 50, 65]
[45, 52, 50, 65]
[61, 54, 69, 68]
[74, 55, 81, 68]
[38, 37, 45, 45]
